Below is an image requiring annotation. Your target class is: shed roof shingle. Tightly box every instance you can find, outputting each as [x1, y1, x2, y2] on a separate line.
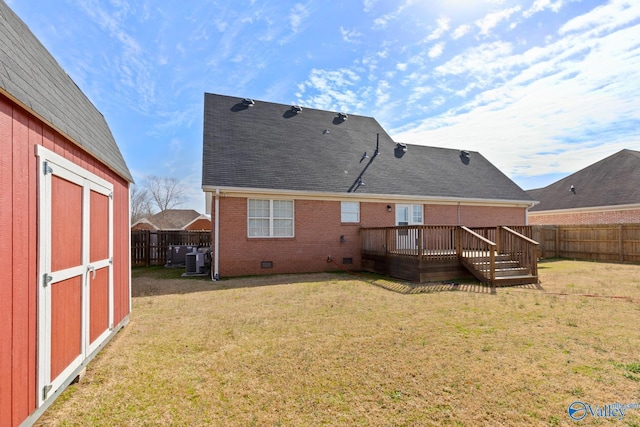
[202, 93, 533, 203]
[0, 1, 132, 182]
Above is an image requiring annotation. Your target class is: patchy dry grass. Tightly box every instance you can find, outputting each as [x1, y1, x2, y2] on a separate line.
[36, 260, 640, 426]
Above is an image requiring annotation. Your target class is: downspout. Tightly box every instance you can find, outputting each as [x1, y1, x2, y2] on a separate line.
[212, 188, 220, 281]
[457, 202, 461, 225]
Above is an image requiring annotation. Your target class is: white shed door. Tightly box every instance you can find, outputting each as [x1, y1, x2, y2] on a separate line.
[36, 146, 113, 406]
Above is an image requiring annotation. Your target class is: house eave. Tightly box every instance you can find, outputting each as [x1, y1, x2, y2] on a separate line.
[202, 185, 535, 208]
[528, 203, 640, 216]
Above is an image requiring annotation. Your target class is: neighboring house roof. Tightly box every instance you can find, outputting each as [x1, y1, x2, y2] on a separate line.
[133, 209, 210, 230]
[0, 1, 133, 182]
[202, 93, 533, 204]
[528, 149, 640, 212]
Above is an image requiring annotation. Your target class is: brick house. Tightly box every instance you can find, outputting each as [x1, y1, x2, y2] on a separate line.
[528, 149, 640, 225]
[0, 3, 132, 426]
[131, 209, 211, 231]
[201, 94, 536, 280]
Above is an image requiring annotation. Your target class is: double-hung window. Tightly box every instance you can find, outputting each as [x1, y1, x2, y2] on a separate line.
[248, 199, 294, 237]
[341, 201, 360, 223]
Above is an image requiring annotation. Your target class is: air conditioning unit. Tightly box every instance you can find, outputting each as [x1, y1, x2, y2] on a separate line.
[165, 245, 197, 268]
[185, 249, 205, 275]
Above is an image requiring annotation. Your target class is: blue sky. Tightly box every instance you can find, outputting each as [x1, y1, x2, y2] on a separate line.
[8, 0, 640, 213]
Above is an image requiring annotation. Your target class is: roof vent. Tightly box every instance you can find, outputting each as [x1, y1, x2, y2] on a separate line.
[396, 143, 407, 153]
[570, 185, 576, 194]
[460, 150, 470, 158]
[291, 105, 302, 113]
[338, 112, 348, 121]
[242, 98, 255, 107]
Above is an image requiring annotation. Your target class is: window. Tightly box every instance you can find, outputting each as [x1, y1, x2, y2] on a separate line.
[412, 204, 423, 224]
[248, 199, 294, 237]
[396, 204, 424, 226]
[341, 201, 360, 223]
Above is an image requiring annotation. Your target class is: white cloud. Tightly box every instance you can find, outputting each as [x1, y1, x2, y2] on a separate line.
[523, 0, 564, 18]
[476, 6, 521, 36]
[340, 26, 362, 43]
[396, 63, 408, 71]
[428, 42, 445, 59]
[427, 16, 450, 41]
[451, 24, 472, 40]
[297, 68, 368, 112]
[393, 5, 640, 181]
[290, 3, 310, 33]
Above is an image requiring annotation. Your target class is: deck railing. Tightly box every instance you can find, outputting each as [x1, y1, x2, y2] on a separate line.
[497, 226, 539, 277]
[457, 226, 497, 284]
[361, 225, 538, 285]
[360, 225, 458, 260]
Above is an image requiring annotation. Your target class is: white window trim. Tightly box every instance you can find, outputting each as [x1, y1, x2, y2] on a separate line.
[396, 204, 424, 226]
[247, 199, 295, 238]
[341, 201, 360, 223]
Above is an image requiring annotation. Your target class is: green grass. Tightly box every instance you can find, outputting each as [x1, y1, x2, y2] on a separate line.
[36, 260, 640, 426]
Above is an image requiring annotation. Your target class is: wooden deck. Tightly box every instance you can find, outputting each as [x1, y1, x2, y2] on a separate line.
[360, 226, 539, 286]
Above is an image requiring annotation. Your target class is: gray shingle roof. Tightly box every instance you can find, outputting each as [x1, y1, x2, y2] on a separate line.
[528, 149, 640, 212]
[202, 93, 533, 203]
[147, 209, 204, 230]
[0, 1, 132, 182]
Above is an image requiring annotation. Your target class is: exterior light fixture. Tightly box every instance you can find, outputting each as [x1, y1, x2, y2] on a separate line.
[387, 205, 392, 212]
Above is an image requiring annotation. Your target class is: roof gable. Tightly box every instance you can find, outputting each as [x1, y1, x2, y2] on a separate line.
[148, 209, 204, 230]
[528, 149, 640, 212]
[0, 2, 132, 182]
[202, 93, 532, 203]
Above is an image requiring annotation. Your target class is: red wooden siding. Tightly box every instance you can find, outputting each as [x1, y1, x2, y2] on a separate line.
[90, 190, 109, 263]
[0, 93, 130, 426]
[50, 276, 82, 379]
[89, 269, 109, 344]
[51, 176, 83, 271]
[0, 86, 15, 427]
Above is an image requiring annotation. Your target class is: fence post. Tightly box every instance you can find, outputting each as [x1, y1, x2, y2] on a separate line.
[145, 230, 150, 267]
[619, 224, 624, 263]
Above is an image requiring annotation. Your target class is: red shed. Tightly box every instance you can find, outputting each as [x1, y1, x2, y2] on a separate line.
[0, 3, 133, 426]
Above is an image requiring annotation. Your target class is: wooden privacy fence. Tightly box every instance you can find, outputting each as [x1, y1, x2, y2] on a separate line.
[531, 223, 640, 263]
[131, 230, 212, 267]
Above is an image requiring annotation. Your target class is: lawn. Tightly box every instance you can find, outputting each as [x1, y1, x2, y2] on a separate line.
[36, 260, 640, 426]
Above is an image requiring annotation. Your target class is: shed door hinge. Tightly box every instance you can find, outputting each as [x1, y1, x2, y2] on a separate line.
[43, 384, 52, 400]
[43, 161, 53, 175]
[43, 274, 53, 287]
[109, 192, 113, 199]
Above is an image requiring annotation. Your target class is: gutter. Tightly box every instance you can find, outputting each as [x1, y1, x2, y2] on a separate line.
[213, 188, 220, 281]
[201, 185, 536, 208]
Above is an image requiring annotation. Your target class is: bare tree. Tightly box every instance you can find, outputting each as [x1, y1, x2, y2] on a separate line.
[144, 175, 186, 213]
[130, 183, 153, 224]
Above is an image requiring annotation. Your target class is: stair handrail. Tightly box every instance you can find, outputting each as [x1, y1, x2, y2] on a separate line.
[498, 226, 539, 277]
[458, 226, 497, 285]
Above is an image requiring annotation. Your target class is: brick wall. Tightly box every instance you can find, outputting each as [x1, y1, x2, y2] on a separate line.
[425, 204, 525, 226]
[529, 208, 640, 225]
[185, 218, 211, 231]
[212, 197, 528, 277]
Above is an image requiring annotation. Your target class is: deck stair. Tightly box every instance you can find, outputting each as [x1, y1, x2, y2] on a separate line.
[461, 252, 538, 286]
